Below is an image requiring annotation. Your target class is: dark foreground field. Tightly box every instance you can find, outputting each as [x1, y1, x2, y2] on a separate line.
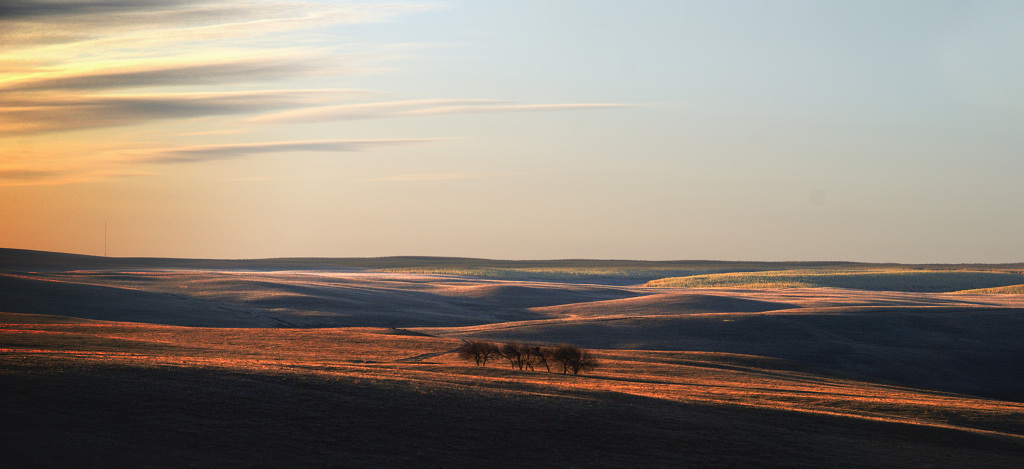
[4, 313, 1024, 468]
[3, 249, 1024, 467]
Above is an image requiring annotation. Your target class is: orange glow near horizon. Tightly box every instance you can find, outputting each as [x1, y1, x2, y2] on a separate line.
[3, 1, 1024, 262]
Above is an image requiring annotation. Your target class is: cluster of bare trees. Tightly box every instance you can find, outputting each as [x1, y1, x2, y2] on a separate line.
[457, 340, 598, 375]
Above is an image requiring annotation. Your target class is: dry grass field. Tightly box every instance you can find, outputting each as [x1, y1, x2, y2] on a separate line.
[3, 249, 1024, 467]
[4, 312, 1024, 468]
[645, 268, 1024, 292]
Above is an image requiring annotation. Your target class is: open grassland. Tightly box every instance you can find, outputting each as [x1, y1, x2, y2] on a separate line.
[958, 284, 1024, 295]
[4, 268, 1024, 401]
[5, 247, 1024, 287]
[645, 269, 1024, 292]
[4, 249, 1024, 467]
[16, 246, 1024, 286]
[420, 285, 1024, 401]
[3, 311, 1024, 468]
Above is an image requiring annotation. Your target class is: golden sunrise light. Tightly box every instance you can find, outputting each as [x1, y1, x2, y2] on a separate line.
[3, 4, 1024, 466]
[3, 1, 1022, 262]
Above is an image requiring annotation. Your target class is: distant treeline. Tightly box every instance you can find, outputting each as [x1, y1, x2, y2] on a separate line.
[457, 341, 598, 375]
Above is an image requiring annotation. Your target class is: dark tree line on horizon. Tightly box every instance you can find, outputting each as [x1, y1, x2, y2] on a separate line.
[457, 340, 598, 375]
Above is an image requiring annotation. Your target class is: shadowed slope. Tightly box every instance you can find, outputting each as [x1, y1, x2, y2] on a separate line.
[6, 267, 1023, 400]
[0, 273, 280, 327]
[5, 361, 1022, 469]
[0, 272, 552, 328]
[529, 292, 794, 319]
[430, 306, 1024, 401]
[440, 283, 638, 308]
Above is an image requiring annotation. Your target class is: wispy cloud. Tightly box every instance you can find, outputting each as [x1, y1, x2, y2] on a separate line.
[0, 1, 437, 47]
[0, 89, 365, 135]
[0, 168, 68, 181]
[0, 166, 154, 186]
[133, 139, 436, 164]
[0, 1, 197, 19]
[0, 58, 321, 93]
[0, 1, 428, 137]
[1, 137, 435, 185]
[1, 1, 624, 138]
[0, 1, 626, 188]
[0, 0, 197, 32]
[404, 102, 628, 115]
[252, 99, 627, 123]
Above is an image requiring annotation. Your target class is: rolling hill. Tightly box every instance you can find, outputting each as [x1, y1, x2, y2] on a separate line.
[3, 248, 1024, 466]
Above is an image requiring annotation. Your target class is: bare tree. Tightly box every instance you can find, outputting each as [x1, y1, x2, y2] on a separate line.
[532, 346, 553, 372]
[457, 340, 499, 366]
[517, 343, 537, 371]
[551, 345, 570, 374]
[575, 348, 598, 374]
[500, 342, 525, 370]
[480, 341, 500, 365]
[469, 341, 595, 375]
[457, 341, 482, 365]
[551, 344, 598, 375]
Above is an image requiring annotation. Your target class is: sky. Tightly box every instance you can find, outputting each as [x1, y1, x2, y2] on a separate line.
[2, 0, 1023, 263]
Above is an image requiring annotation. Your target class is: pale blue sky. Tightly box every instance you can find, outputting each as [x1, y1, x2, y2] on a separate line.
[2, 1, 1022, 262]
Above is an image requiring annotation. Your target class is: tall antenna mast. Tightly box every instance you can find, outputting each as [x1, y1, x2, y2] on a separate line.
[104, 221, 108, 257]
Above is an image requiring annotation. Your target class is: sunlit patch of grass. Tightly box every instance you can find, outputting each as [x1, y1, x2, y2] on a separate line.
[379, 266, 702, 283]
[4, 312, 1023, 441]
[375, 260, 884, 283]
[955, 284, 1024, 294]
[645, 269, 1024, 292]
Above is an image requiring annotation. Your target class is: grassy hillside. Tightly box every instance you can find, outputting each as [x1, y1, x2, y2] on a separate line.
[957, 284, 1024, 295]
[6, 268, 1024, 400]
[6, 250, 1024, 466]
[5, 247, 1024, 286]
[646, 269, 1024, 292]
[429, 305, 1024, 401]
[3, 312, 1023, 468]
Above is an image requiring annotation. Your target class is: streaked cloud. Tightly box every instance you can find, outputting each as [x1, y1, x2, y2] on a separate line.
[252, 99, 627, 123]
[0, 166, 155, 187]
[0, 0, 196, 19]
[0, 1, 437, 47]
[0, 89, 365, 135]
[133, 139, 436, 164]
[0, 0, 626, 188]
[0, 58, 321, 93]
[0, 1, 427, 138]
[1, 1, 623, 138]
[404, 102, 628, 116]
[0, 168, 68, 181]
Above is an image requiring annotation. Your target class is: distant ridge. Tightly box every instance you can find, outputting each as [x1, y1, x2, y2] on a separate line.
[3, 247, 1023, 276]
